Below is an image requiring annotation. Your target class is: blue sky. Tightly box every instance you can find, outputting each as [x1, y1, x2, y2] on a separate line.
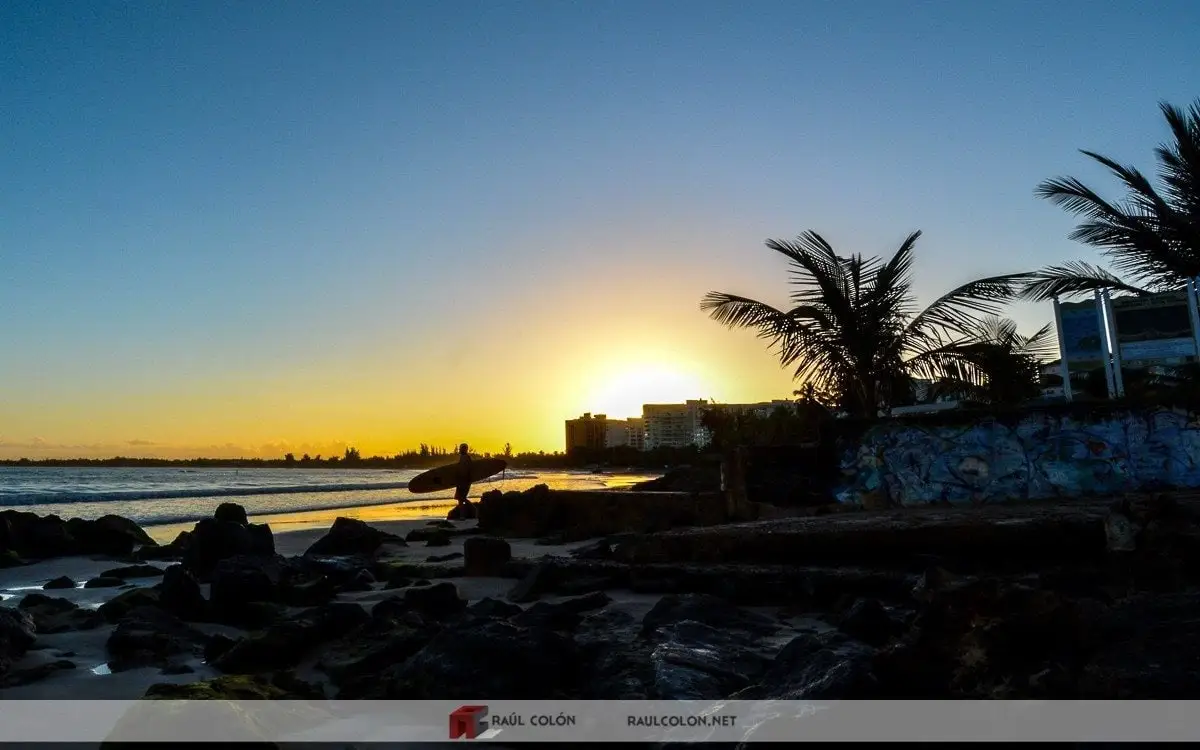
[2, 0, 1198, 455]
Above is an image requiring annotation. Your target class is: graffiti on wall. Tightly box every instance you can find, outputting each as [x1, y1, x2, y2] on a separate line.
[835, 408, 1200, 506]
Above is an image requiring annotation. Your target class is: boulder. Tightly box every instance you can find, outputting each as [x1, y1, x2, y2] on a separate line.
[651, 619, 774, 699]
[105, 606, 209, 672]
[733, 630, 879, 699]
[17, 594, 103, 633]
[304, 518, 406, 558]
[427, 552, 463, 563]
[208, 555, 286, 626]
[317, 618, 440, 689]
[364, 618, 579, 699]
[466, 598, 522, 619]
[837, 598, 905, 648]
[0, 658, 76, 688]
[136, 531, 191, 562]
[1, 512, 75, 558]
[403, 582, 466, 620]
[423, 532, 452, 547]
[280, 574, 339, 607]
[98, 588, 163, 623]
[576, 608, 652, 699]
[158, 565, 208, 622]
[641, 594, 780, 639]
[213, 503, 249, 526]
[183, 519, 255, 579]
[101, 565, 166, 580]
[446, 502, 478, 521]
[212, 603, 370, 673]
[43, 576, 77, 590]
[246, 523, 275, 556]
[70, 514, 156, 557]
[463, 537, 511, 576]
[512, 591, 611, 631]
[0, 607, 38, 676]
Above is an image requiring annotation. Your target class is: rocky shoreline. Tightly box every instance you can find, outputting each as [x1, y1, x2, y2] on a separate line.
[3, 487, 1200, 740]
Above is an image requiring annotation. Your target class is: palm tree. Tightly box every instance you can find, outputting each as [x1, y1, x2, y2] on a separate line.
[931, 316, 1056, 406]
[1021, 98, 1200, 301]
[701, 230, 1033, 419]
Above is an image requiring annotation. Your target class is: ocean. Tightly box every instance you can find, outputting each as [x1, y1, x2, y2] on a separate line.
[0, 466, 659, 528]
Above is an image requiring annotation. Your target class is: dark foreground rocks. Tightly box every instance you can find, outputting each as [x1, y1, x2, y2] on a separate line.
[0, 510, 156, 561]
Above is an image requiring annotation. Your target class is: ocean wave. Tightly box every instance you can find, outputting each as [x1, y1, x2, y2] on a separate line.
[0, 472, 517, 507]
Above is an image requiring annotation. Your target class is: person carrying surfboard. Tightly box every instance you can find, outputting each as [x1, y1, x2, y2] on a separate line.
[454, 443, 473, 512]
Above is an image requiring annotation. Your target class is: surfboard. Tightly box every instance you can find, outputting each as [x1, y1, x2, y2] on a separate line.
[407, 457, 508, 494]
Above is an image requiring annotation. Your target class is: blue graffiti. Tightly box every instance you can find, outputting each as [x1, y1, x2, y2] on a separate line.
[835, 408, 1200, 506]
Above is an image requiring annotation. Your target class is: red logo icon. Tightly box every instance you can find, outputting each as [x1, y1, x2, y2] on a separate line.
[449, 705, 490, 739]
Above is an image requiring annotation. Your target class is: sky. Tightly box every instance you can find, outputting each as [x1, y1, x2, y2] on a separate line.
[2, 1, 1198, 458]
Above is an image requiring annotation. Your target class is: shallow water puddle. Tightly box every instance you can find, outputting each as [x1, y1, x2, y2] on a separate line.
[90, 664, 112, 676]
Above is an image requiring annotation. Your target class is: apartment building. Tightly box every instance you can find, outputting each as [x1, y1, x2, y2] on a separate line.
[564, 412, 608, 453]
[643, 400, 709, 450]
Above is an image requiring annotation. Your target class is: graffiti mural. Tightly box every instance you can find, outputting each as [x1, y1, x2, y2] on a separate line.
[835, 408, 1200, 506]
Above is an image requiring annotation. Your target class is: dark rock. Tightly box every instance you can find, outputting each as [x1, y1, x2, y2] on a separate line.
[508, 559, 557, 603]
[98, 588, 162, 623]
[135, 531, 191, 562]
[427, 552, 463, 563]
[17, 594, 103, 633]
[0, 550, 24, 568]
[106, 606, 209, 672]
[362, 618, 578, 698]
[513, 591, 611, 632]
[383, 574, 413, 590]
[734, 630, 879, 699]
[424, 532, 452, 547]
[446, 502, 478, 521]
[317, 618, 439, 689]
[85, 576, 125, 589]
[427, 520, 455, 528]
[281, 574, 339, 606]
[405, 526, 471, 543]
[403, 581, 466, 619]
[837, 598, 904, 647]
[43, 576, 77, 590]
[466, 597, 522, 619]
[246, 523, 275, 556]
[101, 564, 166, 580]
[1077, 592, 1200, 698]
[159, 565, 208, 622]
[340, 569, 377, 593]
[212, 603, 370, 673]
[209, 555, 285, 626]
[414, 578, 430, 586]
[464, 537, 511, 576]
[1, 512, 75, 558]
[571, 539, 613, 560]
[292, 554, 376, 586]
[641, 594, 780, 638]
[183, 519, 255, 580]
[0, 607, 38, 676]
[213, 503, 249, 526]
[203, 634, 237, 664]
[75, 514, 156, 557]
[304, 517, 405, 558]
[651, 620, 774, 699]
[576, 608, 652, 699]
[0, 659, 76, 688]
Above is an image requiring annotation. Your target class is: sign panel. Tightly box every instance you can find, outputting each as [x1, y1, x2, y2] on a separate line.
[1057, 299, 1106, 373]
[1109, 290, 1197, 366]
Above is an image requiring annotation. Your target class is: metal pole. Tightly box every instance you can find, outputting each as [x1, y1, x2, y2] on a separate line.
[1187, 277, 1200, 362]
[1103, 288, 1126, 398]
[1052, 297, 1073, 402]
[1095, 289, 1117, 399]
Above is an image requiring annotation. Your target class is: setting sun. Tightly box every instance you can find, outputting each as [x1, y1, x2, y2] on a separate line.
[588, 365, 713, 418]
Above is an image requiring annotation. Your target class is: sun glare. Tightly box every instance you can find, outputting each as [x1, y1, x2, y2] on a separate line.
[588, 365, 711, 418]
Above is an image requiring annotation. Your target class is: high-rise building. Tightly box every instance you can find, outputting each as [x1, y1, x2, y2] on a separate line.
[564, 413, 608, 454]
[643, 400, 709, 450]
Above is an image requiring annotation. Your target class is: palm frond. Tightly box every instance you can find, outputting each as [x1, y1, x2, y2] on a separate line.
[1017, 261, 1152, 301]
[905, 272, 1031, 339]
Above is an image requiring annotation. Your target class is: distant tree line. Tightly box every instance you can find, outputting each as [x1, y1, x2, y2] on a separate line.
[0, 441, 705, 470]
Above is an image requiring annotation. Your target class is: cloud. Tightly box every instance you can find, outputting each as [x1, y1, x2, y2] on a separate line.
[126, 439, 158, 446]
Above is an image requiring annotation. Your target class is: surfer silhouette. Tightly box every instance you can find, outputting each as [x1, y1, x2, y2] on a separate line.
[454, 443, 473, 511]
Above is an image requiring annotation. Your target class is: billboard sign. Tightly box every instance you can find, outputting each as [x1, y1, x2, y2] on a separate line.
[1056, 298, 1107, 373]
[1109, 290, 1197, 366]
